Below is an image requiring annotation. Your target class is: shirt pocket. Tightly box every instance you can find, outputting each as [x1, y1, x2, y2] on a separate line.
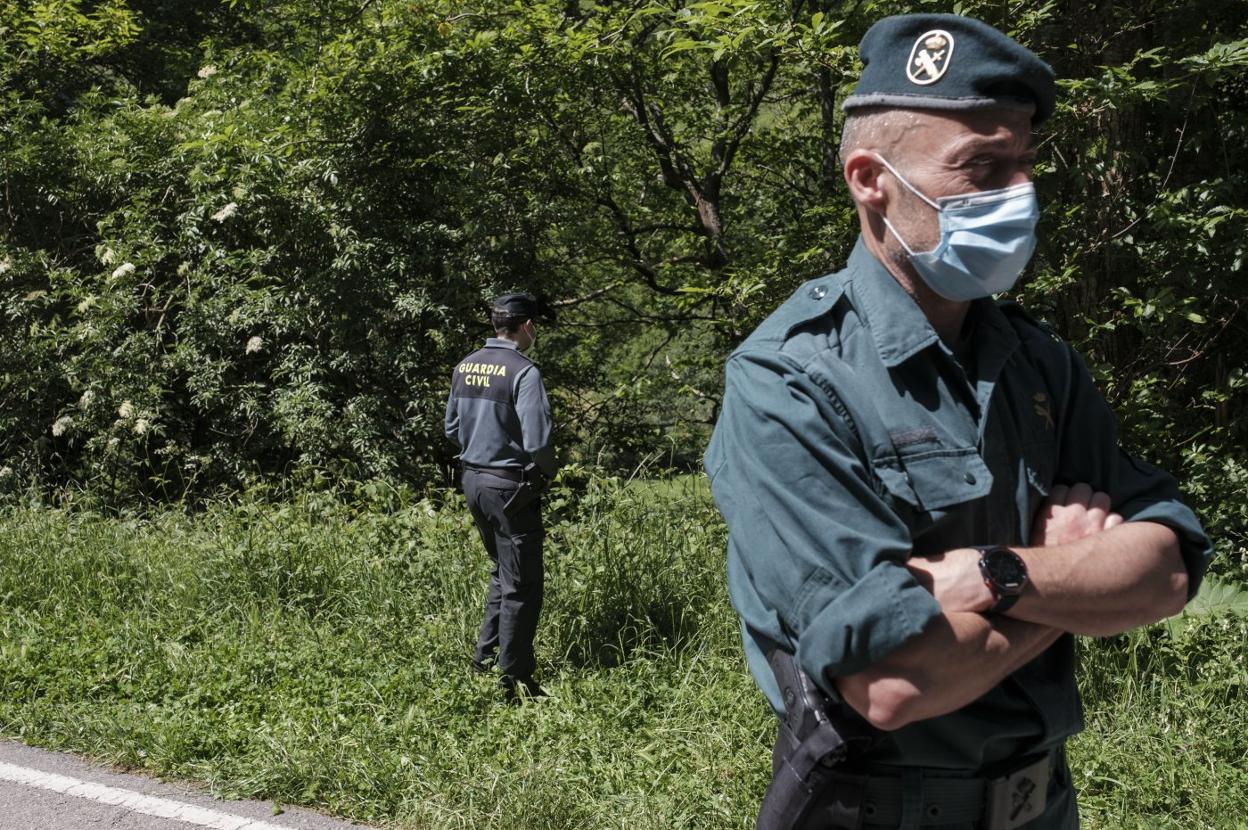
[875, 446, 994, 514]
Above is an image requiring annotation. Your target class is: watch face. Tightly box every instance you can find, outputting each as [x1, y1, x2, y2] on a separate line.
[984, 548, 1027, 591]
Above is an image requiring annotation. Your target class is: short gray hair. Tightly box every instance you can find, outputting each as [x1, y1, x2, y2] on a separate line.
[837, 107, 923, 168]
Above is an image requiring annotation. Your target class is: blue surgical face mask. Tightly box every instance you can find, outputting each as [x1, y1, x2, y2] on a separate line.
[875, 156, 1040, 301]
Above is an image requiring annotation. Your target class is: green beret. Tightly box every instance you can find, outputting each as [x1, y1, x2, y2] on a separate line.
[842, 14, 1056, 124]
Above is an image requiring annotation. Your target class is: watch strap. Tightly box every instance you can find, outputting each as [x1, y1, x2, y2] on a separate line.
[989, 592, 1020, 614]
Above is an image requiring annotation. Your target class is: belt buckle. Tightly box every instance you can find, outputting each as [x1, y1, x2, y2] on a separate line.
[982, 754, 1049, 830]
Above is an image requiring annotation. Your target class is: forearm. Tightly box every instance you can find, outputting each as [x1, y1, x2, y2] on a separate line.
[834, 611, 1061, 730]
[1006, 521, 1187, 636]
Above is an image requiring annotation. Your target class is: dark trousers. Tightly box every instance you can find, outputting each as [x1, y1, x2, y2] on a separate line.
[461, 468, 544, 679]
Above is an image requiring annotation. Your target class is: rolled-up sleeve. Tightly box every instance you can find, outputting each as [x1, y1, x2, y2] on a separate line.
[705, 348, 941, 693]
[1053, 347, 1213, 599]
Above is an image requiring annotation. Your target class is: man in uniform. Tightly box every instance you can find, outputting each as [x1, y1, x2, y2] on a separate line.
[446, 292, 556, 702]
[704, 14, 1212, 829]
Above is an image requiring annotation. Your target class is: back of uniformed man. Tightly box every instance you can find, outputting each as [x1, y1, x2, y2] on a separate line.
[445, 292, 556, 701]
[705, 14, 1213, 829]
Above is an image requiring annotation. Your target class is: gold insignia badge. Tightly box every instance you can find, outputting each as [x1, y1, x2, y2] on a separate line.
[906, 29, 954, 86]
[1033, 392, 1054, 431]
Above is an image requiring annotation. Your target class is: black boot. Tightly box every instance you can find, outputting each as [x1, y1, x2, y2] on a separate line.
[499, 674, 547, 703]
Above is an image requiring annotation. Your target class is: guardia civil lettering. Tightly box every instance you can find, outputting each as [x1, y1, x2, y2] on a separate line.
[456, 362, 507, 377]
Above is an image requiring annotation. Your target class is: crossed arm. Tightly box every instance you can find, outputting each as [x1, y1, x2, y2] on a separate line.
[834, 483, 1188, 730]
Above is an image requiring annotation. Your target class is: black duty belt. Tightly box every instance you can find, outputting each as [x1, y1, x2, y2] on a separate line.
[757, 648, 1063, 830]
[460, 463, 523, 482]
[854, 750, 1059, 829]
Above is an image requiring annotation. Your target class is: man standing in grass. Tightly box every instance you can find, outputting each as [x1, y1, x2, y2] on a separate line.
[446, 293, 556, 702]
[705, 14, 1212, 828]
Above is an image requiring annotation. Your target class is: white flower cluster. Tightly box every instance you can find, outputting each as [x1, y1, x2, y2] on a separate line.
[197, 65, 218, 79]
[212, 202, 238, 222]
[51, 415, 73, 437]
[245, 335, 264, 354]
[111, 262, 136, 280]
[79, 390, 95, 408]
[114, 400, 151, 435]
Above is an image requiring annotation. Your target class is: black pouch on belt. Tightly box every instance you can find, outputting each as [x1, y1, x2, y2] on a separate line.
[502, 462, 547, 518]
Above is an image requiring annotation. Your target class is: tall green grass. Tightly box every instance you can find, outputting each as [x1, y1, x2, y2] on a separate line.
[1073, 616, 1248, 829]
[0, 478, 770, 827]
[0, 477, 1244, 828]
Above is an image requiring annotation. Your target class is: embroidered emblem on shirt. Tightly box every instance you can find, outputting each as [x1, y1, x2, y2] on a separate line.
[906, 30, 954, 86]
[890, 427, 939, 448]
[1033, 392, 1054, 431]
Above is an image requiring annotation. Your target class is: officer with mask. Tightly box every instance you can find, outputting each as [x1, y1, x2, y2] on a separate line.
[705, 14, 1212, 829]
[446, 292, 556, 702]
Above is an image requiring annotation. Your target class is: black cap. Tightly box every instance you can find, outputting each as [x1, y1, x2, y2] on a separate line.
[490, 292, 541, 319]
[842, 14, 1056, 124]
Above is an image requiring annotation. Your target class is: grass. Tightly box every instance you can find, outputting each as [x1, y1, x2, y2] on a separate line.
[0, 476, 1245, 828]
[1073, 616, 1248, 829]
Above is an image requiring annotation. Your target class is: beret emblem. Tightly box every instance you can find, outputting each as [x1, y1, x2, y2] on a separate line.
[906, 29, 954, 86]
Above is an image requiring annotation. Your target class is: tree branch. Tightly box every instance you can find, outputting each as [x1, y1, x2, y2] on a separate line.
[551, 281, 624, 308]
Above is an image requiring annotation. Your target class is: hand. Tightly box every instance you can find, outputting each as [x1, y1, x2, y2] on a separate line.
[907, 548, 994, 614]
[1030, 483, 1123, 547]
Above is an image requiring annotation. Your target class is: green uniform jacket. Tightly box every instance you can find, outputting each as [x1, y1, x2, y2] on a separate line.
[704, 238, 1212, 771]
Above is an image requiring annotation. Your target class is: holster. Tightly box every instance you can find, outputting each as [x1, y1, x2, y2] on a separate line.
[756, 650, 875, 830]
[502, 462, 547, 518]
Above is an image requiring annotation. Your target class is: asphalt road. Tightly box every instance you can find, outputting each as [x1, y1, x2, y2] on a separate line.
[0, 741, 375, 830]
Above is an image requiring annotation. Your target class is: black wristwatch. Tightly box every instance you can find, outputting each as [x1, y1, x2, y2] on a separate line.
[976, 545, 1028, 613]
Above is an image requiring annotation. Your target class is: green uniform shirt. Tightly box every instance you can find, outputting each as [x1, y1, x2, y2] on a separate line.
[705, 237, 1212, 772]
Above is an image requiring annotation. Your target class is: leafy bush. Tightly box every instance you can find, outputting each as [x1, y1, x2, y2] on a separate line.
[2, 2, 1245, 568]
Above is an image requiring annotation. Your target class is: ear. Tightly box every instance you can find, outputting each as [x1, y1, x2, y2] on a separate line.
[843, 150, 889, 214]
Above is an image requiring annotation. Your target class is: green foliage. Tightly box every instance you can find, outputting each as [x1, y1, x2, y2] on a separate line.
[1010, 0, 1248, 581]
[0, 0, 861, 495]
[0, 0, 1244, 577]
[1, 1, 553, 498]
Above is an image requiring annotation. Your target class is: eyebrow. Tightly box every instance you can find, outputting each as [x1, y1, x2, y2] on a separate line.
[946, 133, 1037, 159]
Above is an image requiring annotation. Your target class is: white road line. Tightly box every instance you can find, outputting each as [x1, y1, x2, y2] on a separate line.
[0, 761, 289, 830]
